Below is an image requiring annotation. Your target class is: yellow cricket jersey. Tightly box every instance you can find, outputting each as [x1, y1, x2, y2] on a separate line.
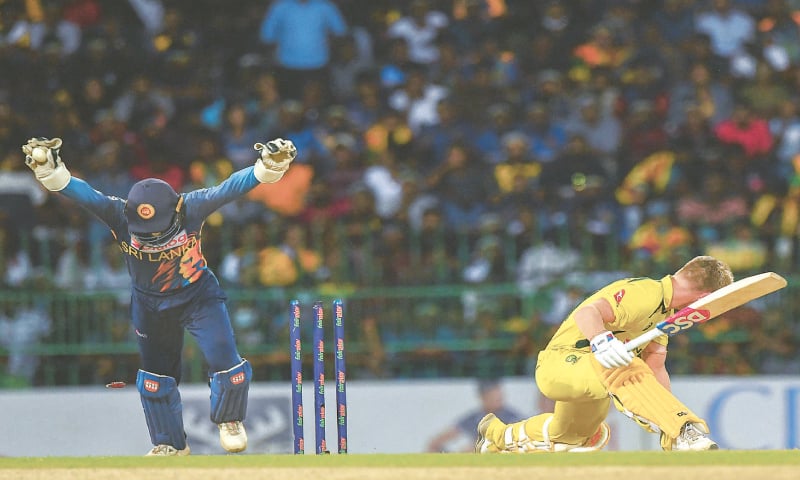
[546, 276, 674, 355]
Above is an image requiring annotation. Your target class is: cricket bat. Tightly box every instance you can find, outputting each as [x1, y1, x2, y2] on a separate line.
[626, 272, 787, 352]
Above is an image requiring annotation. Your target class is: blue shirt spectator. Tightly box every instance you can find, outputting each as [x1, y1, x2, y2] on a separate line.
[259, 0, 347, 70]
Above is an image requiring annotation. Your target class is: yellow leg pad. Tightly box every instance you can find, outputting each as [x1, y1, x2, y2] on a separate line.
[610, 393, 660, 434]
[598, 358, 706, 439]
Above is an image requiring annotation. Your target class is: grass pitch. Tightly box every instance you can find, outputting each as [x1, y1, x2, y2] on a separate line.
[1, 451, 798, 480]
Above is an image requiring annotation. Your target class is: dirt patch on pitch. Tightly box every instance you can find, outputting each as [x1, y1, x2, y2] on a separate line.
[0, 467, 797, 480]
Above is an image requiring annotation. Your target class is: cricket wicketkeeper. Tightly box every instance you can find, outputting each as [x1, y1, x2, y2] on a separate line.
[476, 256, 734, 453]
[22, 135, 297, 456]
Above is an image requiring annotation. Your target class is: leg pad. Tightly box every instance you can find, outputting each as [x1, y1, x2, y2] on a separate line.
[210, 358, 252, 423]
[598, 358, 706, 439]
[136, 370, 186, 449]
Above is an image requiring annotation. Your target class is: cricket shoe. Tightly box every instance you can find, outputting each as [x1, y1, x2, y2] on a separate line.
[475, 413, 503, 453]
[671, 422, 719, 451]
[145, 444, 191, 456]
[219, 420, 248, 453]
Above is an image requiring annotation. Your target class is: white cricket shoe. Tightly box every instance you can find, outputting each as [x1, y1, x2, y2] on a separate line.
[475, 413, 500, 453]
[145, 444, 191, 456]
[219, 421, 248, 453]
[673, 422, 719, 451]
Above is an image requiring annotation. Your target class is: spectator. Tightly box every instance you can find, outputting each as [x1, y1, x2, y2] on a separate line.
[111, 73, 175, 134]
[757, 0, 800, 66]
[515, 231, 581, 293]
[0, 150, 48, 233]
[713, 103, 773, 160]
[704, 220, 767, 274]
[768, 99, 800, 178]
[737, 60, 792, 118]
[218, 221, 270, 288]
[534, 1, 582, 55]
[571, 24, 631, 72]
[651, 0, 696, 47]
[0, 297, 52, 385]
[694, 0, 755, 60]
[426, 379, 523, 453]
[258, 0, 347, 100]
[493, 132, 542, 197]
[473, 102, 518, 165]
[666, 61, 734, 132]
[245, 71, 282, 137]
[256, 222, 324, 288]
[669, 104, 723, 159]
[415, 98, 476, 171]
[618, 99, 671, 174]
[363, 108, 414, 164]
[627, 200, 694, 272]
[386, 0, 449, 66]
[219, 102, 262, 169]
[346, 72, 386, 131]
[447, 0, 497, 55]
[6, 0, 82, 57]
[387, 66, 448, 134]
[269, 99, 331, 175]
[676, 170, 749, 244]
[519, 102, 568, 164]
[83, 240, 131, 295]
[563, 96, 622, 161]
[539, 134, 609, 215]
[362, 150, 408, 220]
[378, 37, 414, 91]
[426, 142, 498, 233]
[330, 33, 374, 103]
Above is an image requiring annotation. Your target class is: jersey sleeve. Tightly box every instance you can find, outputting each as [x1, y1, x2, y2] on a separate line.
[598, 278, 664, 332]
[183, 166, 261, 220]
[59, 177, 126, 230]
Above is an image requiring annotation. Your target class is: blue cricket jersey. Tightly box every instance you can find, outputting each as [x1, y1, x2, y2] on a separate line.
[60, 166, 261, 297]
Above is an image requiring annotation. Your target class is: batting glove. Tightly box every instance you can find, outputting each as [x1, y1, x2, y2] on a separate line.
[21, 136, 71, 191]
[253, 138, 297, 183]
[590, 331, 634, 369]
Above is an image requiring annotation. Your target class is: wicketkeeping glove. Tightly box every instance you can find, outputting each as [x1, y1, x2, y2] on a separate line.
[590, 331, 634, 369]
[21, 137, 71, 191]
[253, 138, 297, 183]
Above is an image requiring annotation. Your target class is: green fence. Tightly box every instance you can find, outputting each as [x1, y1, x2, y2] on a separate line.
[1, 276, 796, 388]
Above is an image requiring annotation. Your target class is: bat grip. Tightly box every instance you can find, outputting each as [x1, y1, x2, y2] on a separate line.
[625, 328, 665, 352]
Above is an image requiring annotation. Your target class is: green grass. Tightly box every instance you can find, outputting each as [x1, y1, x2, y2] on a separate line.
[1, 451, 798, 469]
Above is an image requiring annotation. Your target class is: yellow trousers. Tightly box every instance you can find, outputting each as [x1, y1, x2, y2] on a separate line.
[491, 348, 609, 446]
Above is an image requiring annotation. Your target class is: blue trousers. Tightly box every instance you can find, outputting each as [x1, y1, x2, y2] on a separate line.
[131, 278, 242, 383]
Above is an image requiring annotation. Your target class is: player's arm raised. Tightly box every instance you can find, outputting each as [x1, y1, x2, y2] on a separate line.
[574, 299, 634, 369]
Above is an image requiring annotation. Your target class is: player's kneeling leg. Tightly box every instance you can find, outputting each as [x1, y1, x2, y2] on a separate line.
[136, 370, 190, 456]
[210, 358, 252, 453]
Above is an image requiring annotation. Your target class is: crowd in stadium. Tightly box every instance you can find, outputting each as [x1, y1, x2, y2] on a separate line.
[2, 0, 800, 383]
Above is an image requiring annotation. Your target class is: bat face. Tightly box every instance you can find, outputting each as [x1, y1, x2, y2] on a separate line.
[657, 272, 787, 336]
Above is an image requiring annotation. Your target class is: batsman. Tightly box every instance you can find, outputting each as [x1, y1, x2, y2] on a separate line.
[476, 256, 734, 453]
[22, 136, 297, 456]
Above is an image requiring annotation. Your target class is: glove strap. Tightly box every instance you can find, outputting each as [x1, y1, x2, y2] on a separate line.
[38, 163, 71, 191]
[253, 159, 285, 184]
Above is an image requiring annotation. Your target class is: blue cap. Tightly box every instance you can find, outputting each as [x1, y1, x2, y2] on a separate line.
[125, 178, 180, 234]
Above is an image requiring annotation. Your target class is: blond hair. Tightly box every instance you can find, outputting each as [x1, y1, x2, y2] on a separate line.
[675, 256, 734, 292]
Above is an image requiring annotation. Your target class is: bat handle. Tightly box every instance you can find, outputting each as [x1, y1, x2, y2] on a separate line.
[625, 328, 665, 352]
